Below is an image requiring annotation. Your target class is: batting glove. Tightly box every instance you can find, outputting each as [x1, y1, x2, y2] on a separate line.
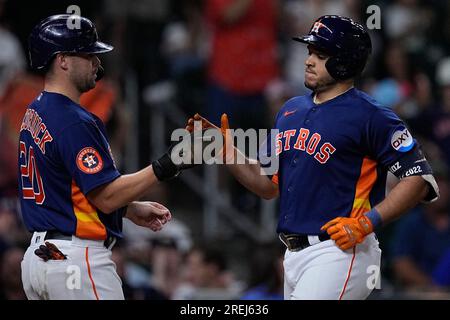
[186, 113, 234, 163]
[320, 215, 374, 250]
[34, 241, 67, 261]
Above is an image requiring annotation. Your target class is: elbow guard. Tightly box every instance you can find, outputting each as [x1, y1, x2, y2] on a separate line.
[387, 144, 439, 202]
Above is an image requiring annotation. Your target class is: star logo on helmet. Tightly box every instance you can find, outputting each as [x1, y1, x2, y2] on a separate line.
[311, 21, 333, 34]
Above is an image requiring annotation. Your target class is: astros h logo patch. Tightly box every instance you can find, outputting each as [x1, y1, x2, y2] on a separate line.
[76, 147, 103, 174]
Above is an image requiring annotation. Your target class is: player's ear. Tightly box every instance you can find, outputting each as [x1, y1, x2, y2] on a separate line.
[55, 53, 70, 72]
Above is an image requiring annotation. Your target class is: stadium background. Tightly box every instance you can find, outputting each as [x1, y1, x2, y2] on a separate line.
[0, 0, 449, 300]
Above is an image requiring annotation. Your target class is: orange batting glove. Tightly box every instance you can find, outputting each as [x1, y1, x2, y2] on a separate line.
[186, 113, 219, 133]
[185, 113, 234, 162]
[320, 215, 374, 250]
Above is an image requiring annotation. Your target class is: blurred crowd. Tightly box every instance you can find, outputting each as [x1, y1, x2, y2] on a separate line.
[0, 0, 450, 299]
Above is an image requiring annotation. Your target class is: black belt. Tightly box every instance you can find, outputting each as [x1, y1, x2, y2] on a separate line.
[279, 232, 330, 252]
[44, 231, 116, 249]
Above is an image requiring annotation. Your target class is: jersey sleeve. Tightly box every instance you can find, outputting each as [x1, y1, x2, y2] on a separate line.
[57, 121, 120, 195]
[365, 106, 416, 167]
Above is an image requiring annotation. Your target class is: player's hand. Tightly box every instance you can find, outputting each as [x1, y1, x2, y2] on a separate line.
[186, 113, 234, 163]
[125, 201, 172, 232]
[320, 215, 373, 250]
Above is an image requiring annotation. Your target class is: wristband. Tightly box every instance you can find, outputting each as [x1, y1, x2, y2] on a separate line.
[152, 154, 179, 181]
[364, 208, 383, 230]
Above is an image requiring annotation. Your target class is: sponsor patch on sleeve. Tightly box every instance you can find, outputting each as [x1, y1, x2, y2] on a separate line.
[391, 126, 414, 152]
[76, 147, 103, 174]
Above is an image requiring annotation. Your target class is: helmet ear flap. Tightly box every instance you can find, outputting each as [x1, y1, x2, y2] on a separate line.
[325, 56, 350, 80]
[326, 50, 369, 80]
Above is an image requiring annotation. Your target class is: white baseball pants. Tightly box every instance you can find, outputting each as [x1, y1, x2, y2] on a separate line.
[283, 233, 381, 300]
[21, 232, 124, 300]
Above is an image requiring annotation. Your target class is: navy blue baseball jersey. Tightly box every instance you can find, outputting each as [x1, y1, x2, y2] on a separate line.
[268, 88, 415, 235]
[18, 91, 123, 240]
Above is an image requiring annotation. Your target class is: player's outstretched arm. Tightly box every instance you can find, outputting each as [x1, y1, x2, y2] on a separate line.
[226, 148, 279, 200]
[87, 166, 160, 213]
[186, 113, 279, 200]
[87, 137, 198, 213]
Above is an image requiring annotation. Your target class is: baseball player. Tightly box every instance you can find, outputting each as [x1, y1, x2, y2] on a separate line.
[187, 15, 440, 299]
[19, 14, 193, 300]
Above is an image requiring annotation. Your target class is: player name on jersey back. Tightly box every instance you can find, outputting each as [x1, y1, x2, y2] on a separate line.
[20, 108, 54, 154]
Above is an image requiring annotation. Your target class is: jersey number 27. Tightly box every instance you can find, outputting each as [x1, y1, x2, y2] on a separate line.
[19, 141, 45, 204]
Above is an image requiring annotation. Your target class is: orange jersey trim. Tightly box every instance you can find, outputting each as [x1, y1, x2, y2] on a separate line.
[350, 158, 377, 218]
[71, 180, 107, 240]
